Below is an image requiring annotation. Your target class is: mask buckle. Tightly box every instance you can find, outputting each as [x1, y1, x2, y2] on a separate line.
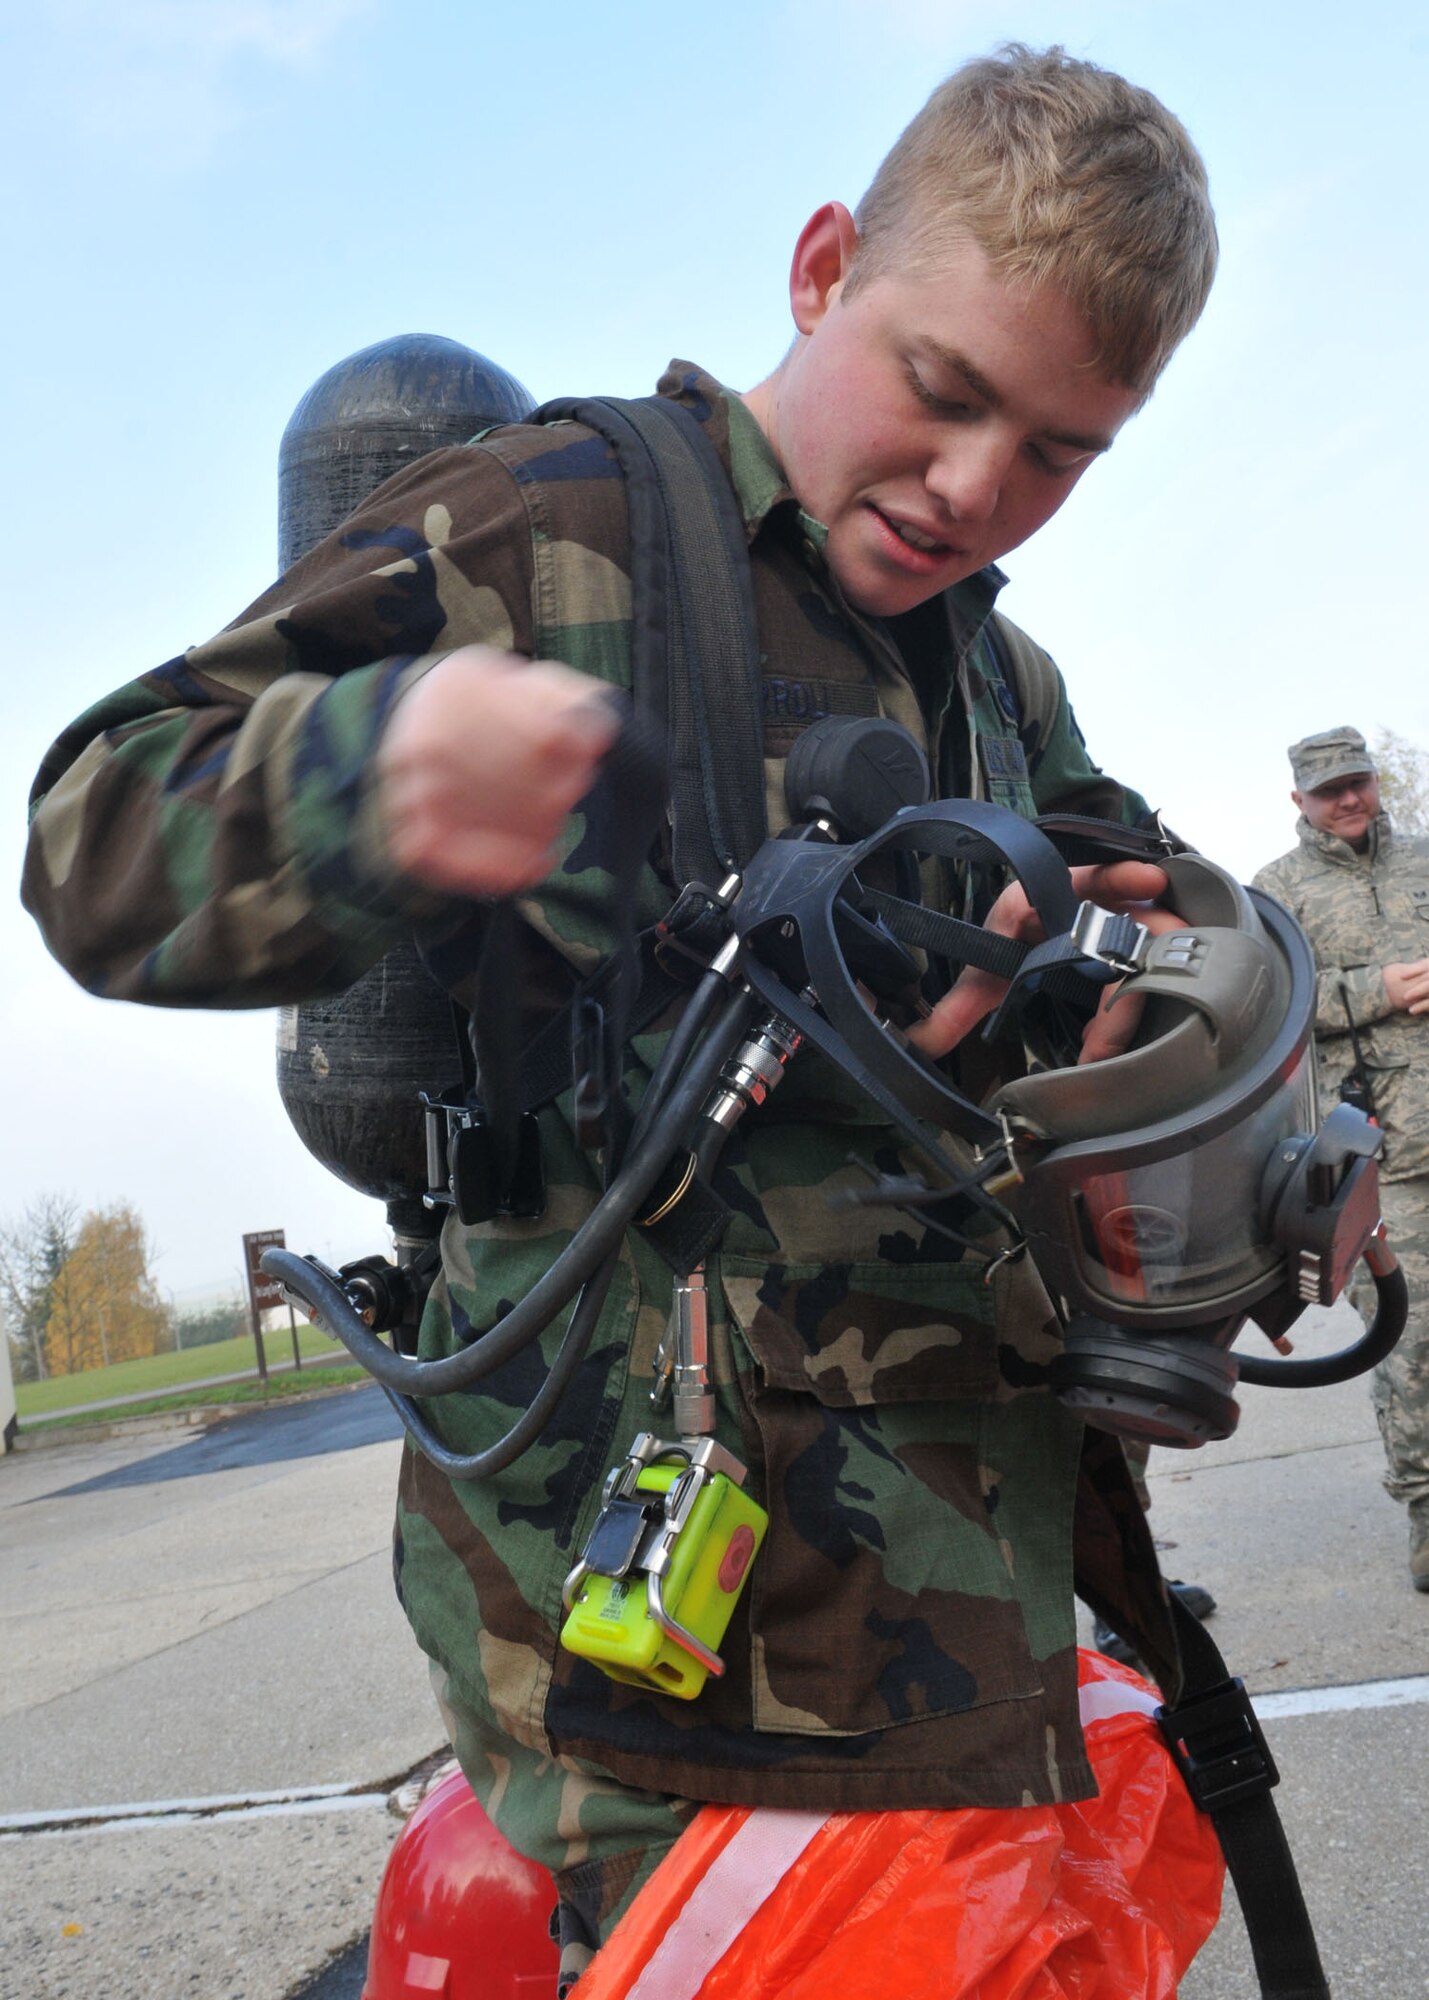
[1070, 901, 1151, 975]
[977, 1108, 1029, 1199]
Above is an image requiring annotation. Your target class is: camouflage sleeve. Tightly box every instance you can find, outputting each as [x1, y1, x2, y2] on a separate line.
[22, 444, 537, 1008]
[1250, 855, 1393, 1037]
[991, 614, 1157, 829]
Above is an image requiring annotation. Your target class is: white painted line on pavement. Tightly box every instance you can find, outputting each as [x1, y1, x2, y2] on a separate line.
[0, 1783, 392, 1838]
[1253, 1673, 1429, 1720]
[8, 1675, 1427, 1839]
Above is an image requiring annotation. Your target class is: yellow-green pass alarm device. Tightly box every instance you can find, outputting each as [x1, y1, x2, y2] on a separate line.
[560, 1432, 767, 1699]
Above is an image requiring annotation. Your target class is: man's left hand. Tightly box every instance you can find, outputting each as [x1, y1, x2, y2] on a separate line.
[907, 861, 1184, 1062]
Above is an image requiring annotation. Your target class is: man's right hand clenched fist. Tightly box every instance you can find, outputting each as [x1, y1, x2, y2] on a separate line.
[375, 646, 621, 898]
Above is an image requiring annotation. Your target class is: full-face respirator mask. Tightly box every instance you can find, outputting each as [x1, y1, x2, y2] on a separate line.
[719, 724, 1403, 1450]
[266, 713, 1406, 1473]
[987, 859, 1392, 1444]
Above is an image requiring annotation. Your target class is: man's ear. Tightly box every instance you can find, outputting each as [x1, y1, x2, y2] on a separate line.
[1291, 789, 1304, 811]
[788, 202, 861, 335]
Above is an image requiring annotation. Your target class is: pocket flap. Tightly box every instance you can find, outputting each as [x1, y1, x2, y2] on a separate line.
[721, 1255, 1000, 1406]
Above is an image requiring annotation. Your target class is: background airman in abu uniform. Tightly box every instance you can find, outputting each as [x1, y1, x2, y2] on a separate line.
[1255, 726, 1429, 1592]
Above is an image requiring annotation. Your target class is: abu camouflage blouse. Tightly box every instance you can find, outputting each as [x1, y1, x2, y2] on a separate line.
[25, 363, 1174, 1813]
[1254, 813, 1429, 1183]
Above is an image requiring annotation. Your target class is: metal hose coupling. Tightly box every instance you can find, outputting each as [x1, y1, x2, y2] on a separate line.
[703, 1011, 804, 1134]
[638, 1009, 804, 1231]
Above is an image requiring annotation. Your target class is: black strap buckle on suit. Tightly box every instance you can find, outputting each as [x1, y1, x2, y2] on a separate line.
[1158, 1671, 1279, 1815]
[1157, 1590, 1330, 2000]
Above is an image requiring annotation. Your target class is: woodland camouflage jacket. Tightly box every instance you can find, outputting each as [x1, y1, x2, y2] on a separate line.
[24, 363, 1179, 1810]
[1254, 814, 1429, 1182]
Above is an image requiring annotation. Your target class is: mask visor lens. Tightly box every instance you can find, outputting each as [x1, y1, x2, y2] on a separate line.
[1067, 1048, 1317, 1315]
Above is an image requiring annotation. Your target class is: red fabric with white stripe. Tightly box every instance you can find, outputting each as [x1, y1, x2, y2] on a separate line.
[577, 1648, 1224, 2000]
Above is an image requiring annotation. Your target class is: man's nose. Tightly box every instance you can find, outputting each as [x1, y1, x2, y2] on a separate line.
[925, 431, 1011, 523]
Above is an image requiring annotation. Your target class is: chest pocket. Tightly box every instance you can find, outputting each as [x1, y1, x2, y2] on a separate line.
[978, 732, 1036, 818]
[1411, 885, 1429, 923]
[1302, 891, 1380, 968]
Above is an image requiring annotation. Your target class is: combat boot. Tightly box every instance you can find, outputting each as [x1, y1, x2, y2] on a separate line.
[1092, 1579, 1217, 1667]
[1409, 1500, 1429, 1594]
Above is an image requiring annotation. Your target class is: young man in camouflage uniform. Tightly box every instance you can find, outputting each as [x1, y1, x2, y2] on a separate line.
[23, 47, 1219, 1988]
[1254, 727, 1429, 1594]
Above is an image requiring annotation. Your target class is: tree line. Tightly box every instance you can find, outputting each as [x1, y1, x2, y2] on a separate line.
[0, 1193, 246, 1382]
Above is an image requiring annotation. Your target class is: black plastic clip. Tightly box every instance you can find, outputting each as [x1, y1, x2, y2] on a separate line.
[572, 996, 610, 1151]
[654, 880, 733, 974]
[448, 1111, 547, 1226]
[1156, 1677, 1280, 1814]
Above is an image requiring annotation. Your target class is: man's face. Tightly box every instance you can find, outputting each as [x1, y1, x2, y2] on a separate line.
[751, 216, 1144, 618]
[1294, 771, 1382, 849]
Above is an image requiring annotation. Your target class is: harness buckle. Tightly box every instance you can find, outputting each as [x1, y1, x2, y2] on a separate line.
[653, 875, 741, 975]
[420, 1095, 546, 1225]
[1156, 1677, 1280, 1814]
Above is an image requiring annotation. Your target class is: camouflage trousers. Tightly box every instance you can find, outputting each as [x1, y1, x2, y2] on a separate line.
[429, 1662, 698, 1997]
[1351, 1174, 1429, 1512]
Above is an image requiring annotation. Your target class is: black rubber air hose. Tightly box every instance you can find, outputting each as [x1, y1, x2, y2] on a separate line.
[1235, 1236, 1408, 1387]
[262, 977, 755, 1400]
[377, 1248, 622, 1479]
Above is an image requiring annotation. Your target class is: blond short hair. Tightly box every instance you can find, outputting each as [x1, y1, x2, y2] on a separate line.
[849, 44, 1218, 391]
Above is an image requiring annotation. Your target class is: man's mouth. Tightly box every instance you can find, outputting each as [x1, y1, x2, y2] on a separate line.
[869, 504, 959, 563]
[889, 518, 943, 551]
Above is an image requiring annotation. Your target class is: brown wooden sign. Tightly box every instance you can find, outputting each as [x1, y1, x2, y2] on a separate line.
[242, 1229, 287, 1315]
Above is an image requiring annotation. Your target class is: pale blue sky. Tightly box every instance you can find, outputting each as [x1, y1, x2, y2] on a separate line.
[4, 0, 1426, 1297]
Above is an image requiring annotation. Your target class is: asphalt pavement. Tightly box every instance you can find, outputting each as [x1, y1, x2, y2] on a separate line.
[1136, 1301, 1429, 1998]
[3, 1312, 1426, 1999]
[0, 1381, 443, 2000]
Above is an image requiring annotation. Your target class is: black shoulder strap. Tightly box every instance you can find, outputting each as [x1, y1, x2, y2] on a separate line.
[533, 393, 768, 887]
[463, 392, 768, 1185]
[1157, 1592, 1330, 1999]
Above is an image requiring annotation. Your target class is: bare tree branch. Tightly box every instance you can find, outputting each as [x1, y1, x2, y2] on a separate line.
[1373, 728, 1429, 837]
[0, 1193, 80, 1382]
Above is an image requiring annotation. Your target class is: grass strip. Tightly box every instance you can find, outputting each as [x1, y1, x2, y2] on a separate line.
[18, 1367, 369, 1433]
[16, 1326, 352, 1416]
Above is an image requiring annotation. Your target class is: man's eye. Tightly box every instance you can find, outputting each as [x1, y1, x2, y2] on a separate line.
[905, 366, 970, 418]
[1027, 441, 1089, 477]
